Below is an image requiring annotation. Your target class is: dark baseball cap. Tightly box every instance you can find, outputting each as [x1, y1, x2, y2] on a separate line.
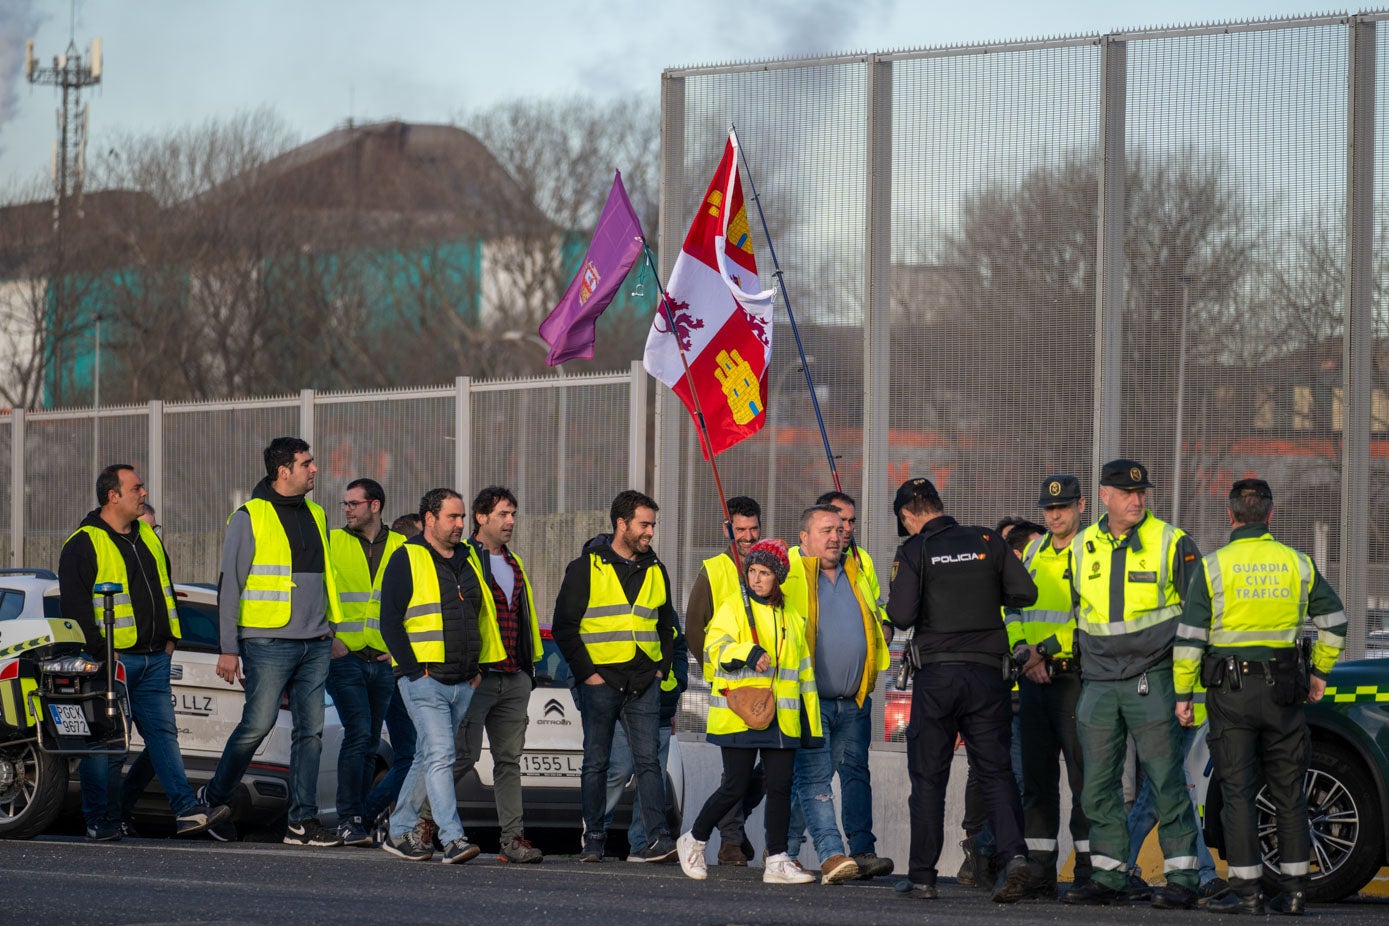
[893, 477, 940, 537]
[1230, 478, 1273, 500]
[1100, 458, 1154, 490]
[1037, 474, 1083, 507]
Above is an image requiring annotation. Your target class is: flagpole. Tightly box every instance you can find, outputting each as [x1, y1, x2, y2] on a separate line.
[640, 240, 764, 634]
[729, 125, 868, 569]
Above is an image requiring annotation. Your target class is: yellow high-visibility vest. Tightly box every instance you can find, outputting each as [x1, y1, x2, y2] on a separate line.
[71, 521, 179, 648]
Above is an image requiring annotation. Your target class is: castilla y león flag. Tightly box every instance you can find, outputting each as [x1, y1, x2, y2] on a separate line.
[643, 132, 775, 458]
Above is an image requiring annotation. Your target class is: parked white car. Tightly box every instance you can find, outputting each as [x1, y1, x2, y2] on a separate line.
[0, 569, 385, 833]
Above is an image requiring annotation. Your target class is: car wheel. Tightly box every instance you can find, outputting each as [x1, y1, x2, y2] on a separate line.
[1258, 741, 1386, 903]
[0, 740, 67, 839]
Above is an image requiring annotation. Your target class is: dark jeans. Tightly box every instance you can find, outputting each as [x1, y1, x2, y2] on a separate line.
[577, 680, 667, 848]
[906, 662, 1024, 885]
[363, 686, 416, 822]
[325, 654, 394, 820]
[694, 747, 795, 856]
[205, 637, 331, 823]
[80, 651, 197, 824]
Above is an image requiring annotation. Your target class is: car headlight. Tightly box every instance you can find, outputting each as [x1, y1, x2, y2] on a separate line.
[39, 655, 102, 675]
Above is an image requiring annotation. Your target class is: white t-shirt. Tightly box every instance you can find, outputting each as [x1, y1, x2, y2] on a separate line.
[490, 551, 516, 605]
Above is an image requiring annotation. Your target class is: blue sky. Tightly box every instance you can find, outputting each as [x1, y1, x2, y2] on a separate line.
[0, 0, 1344, 189]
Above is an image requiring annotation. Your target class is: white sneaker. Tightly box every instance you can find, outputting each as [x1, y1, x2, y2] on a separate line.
[764, 852, 815, 884]
[676, 832, 708, 880]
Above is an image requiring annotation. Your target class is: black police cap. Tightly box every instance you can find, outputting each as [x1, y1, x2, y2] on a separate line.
[1230, 478, 1273, 500]
[1037, 474, 1082, 507]
[1099, 458, 1154, 490]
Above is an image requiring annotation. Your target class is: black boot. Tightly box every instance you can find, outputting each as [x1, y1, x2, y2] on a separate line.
[1062, 879, 1120, 906]
[1206, 891, 1267, 915]
[1269, 891, 1306, 916]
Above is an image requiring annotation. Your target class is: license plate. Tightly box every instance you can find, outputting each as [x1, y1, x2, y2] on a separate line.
[172, 692, 217, 716]
[49, 703, 90, 736]
[520, 752, 582, 777]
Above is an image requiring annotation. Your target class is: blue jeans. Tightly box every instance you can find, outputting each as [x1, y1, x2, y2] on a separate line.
[577, 680, 667, 848]
[788, 695, 875, 862]
[1126, 723, 1217, 884]
[80, 651, 197, 823]
[604, 722, 672, 853]
[325, 654, 394, 820]
[363, 686, 416, 822]
[205, 636, 331, 823]
[389, 675, 474, 845]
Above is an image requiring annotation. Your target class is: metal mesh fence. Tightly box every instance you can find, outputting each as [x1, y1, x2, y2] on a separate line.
[162, 400, 300, 581]
[470, 376, 635, 614]
[0, 418, 9, 565]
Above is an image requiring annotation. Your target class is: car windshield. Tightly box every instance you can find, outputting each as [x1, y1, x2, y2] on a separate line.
[535, 635, 572, 689]
[175, 599, 221, 652]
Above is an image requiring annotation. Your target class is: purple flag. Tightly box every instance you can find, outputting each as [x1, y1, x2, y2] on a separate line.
[538, 171, 644, 365]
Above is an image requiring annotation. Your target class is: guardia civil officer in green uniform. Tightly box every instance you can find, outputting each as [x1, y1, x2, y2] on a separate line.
[1005, 474, 1092, 891]
[1062, 459, 1203, 908]
[1173, 479, 1346, 916]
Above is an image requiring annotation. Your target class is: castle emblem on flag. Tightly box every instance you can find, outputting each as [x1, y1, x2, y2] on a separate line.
[578, 260, 602, 304]
[714, 348, 762, 425]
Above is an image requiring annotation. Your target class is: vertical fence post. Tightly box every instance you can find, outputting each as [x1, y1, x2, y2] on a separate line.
[299, 388, 315, 449]
[10, 408, 23, 567]
[863, 54, 893, 565]
[147, 400, 163, 526]
[455, 376, 471, 497]
[1342, 16, 1375, 659]
[1092, 35, 1127, 488]
[657, 70, 687, 595]
[629, 360, 648, 492]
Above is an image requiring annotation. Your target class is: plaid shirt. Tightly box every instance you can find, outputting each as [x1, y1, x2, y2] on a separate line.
[483, 544, 524, 673]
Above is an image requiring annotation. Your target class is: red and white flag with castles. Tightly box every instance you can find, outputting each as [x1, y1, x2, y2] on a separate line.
[642, 131, 776, 458]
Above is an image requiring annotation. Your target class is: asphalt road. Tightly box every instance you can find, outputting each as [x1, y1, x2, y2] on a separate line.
[2, 835, 1385, 926]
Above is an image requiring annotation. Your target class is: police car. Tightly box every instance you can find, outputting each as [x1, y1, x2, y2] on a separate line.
[0, 570, 387, 834]
[456, 627, 685, 838]
[1191, 656, 1389, 902]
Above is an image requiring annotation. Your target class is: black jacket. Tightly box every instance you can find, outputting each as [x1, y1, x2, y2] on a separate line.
[551, 537, 676, 697]
[887, 515, 1038, 660]
[59, 510, 175, 655]
[379, 534, 486, 685]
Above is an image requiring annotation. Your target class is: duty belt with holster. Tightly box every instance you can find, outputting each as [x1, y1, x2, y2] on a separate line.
[1200, 639, 1310, 706]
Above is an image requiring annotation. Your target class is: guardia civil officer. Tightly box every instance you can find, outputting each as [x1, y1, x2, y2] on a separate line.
[1174, 479, 1346, 915]
[885, 477, 1047, 903]
[1063, 459, 1202, 908]
[1005, 475, 1092, 893]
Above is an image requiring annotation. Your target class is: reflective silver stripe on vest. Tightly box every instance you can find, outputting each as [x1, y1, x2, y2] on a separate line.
[404, 602, 442, 619]
[777, 667, 800, 683]
[777, 698, 800, 712]
[632, 605, 657, 620]
[1019, 608, 1071, 626]
[1157, 523, 1174, 597]
[406, 630, 445, 643]
[90, 593, 132, 608]
[249, 564, 292, 576]
[338, 592, 375, 604]
[242, 589, 291, 602]
[581, 630, 637, 643]
[582, 604, 634, 619]
[161, 585, 175, 600]
[709, 694, 728, 709]
[632, 630, 660, 643]
[334, 621, 366, 634]
[723, 667, 773, 682]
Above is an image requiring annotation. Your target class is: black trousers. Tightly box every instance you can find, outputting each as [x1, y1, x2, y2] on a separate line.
[715, 761, 765, 847]
[906, 662, 1025, 884]
[1019, 671, 1091, 880]
[693, 747, 794, 855]
[1208, 681, 1310, 895]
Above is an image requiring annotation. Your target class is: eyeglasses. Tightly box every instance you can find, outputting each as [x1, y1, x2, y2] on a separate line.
[342, 500, 370, 510]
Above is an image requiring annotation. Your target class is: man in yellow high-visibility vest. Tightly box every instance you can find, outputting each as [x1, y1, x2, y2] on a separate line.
[326, 477, 405, 846]
[203, 437, 344, 847]
[62, 464, 230, 841]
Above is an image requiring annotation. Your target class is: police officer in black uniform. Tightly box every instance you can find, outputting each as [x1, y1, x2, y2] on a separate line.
[886, 477, 1046, 903]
